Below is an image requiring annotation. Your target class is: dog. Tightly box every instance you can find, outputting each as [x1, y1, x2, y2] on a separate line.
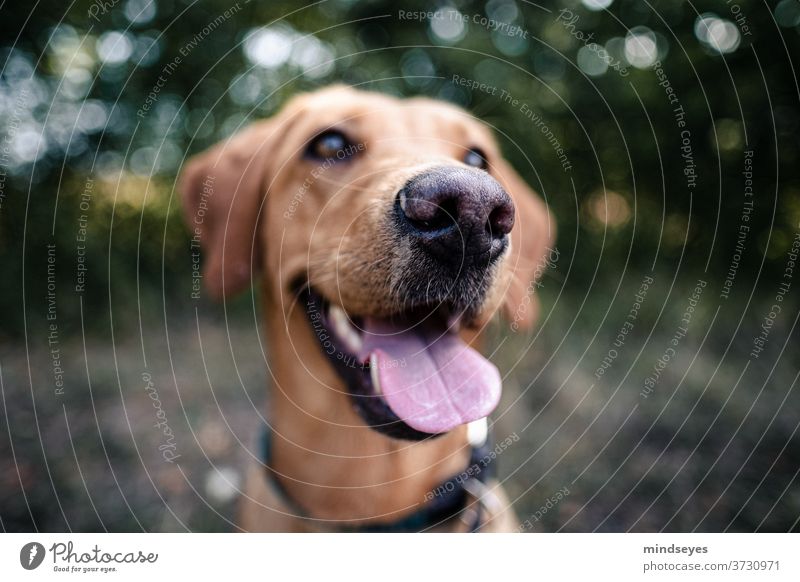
[179, 85, 554, 532]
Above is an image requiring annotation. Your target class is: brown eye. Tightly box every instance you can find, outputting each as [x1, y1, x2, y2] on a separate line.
[306, 130, 356, 161]
[464, 147, 488, 170]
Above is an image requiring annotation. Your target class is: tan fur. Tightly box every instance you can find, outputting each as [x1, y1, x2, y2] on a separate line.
[180, 86, 554, 532]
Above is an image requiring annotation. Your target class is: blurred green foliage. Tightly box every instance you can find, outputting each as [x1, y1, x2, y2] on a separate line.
[0, 0, 799, 337]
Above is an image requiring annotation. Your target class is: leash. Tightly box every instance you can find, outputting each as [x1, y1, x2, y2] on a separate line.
[258, 425, 498, 532]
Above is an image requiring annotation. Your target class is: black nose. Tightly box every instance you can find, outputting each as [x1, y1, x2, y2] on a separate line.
[397, 166, 515, 265]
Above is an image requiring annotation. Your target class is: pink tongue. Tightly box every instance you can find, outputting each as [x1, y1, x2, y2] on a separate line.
[357, 319, 501, 434]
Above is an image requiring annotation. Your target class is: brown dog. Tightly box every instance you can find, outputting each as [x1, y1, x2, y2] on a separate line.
[180, 86, 554, 532]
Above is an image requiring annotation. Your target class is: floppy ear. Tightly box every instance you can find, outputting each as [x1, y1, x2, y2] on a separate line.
[492, 157, 556, 331]
[179, 120, 277, 300]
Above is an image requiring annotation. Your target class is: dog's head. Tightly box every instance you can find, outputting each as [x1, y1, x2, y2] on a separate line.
[180, 86, 554, 439]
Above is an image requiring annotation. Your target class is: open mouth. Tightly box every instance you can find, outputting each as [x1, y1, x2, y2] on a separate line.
[302, 287, 501, 440]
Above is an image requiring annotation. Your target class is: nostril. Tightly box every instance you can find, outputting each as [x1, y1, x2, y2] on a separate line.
[486, 203, 515, 238]
[406, 197, 459, 233]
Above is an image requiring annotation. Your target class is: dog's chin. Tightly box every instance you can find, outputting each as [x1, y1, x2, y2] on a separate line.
[300, 285, 502, 441]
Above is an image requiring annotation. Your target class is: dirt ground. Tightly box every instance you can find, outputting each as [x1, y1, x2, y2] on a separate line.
[1, 287, 798, 532]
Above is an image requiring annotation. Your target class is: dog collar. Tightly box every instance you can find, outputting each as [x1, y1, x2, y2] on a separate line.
[258, 425, 497, 532]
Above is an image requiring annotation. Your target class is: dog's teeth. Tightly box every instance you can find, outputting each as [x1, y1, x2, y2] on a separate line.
[467, 418, 488, 446]
[370, 353, 382, 395]
[328, 303, 363, 353]
[348, 328, 364, 352]
[328, 303, 348, 330]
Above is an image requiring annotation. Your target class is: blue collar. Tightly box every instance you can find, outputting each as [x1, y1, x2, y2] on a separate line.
[259, 426, 496, 532]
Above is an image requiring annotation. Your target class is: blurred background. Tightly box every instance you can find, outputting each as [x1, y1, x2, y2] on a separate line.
[1, 0, 799, 532]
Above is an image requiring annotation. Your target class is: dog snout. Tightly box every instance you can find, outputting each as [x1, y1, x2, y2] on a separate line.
[397, 166, 515, 265]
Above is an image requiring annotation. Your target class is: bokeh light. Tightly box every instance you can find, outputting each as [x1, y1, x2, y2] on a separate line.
[695, 13, 741, 54]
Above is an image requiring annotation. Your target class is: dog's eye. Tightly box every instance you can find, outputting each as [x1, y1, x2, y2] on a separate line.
[306, 130, 356, 162]
[463, 147, 488, 170]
